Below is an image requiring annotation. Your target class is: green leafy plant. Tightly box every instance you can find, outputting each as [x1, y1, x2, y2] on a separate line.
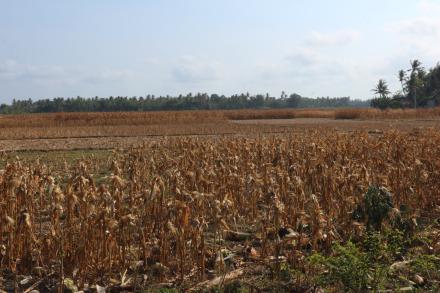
[352, 186, 394, 231]
[308, 236, 399, 292]
[309, 242, 371, 292]
[384, 229, 406, 259]
[411, 254, 440, 279]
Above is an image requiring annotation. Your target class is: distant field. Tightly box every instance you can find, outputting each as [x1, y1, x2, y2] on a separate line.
[0, 108, 439, 143]
[223, 107, 440, 120]
[1, 107, 440, 127]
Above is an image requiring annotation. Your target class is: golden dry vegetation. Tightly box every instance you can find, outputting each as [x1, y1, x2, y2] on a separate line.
[0, 111, 226, 128]
[224, 107, 440, 120]
[1, 127, 440, 291]
[0, 108, 440, 142]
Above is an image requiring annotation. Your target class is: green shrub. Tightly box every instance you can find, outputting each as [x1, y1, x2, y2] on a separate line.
[309, 242, 371, 292]
[411, 254, 440, 279]
[308, 236, 400, 292]
[355, 186, 394, 231]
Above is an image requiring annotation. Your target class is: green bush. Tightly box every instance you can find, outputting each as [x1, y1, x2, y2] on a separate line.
[353, 186, 394, 231]
[309, 242, 372, 292]
[411, 254, 440, 279]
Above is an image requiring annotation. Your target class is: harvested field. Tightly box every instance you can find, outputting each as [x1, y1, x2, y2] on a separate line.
[1, 109, 440, 151]
[232, 117, 440, 129]
[224, 107, 440, 120]
[1, 109, 440, 292]
[1, 126, 440, 291]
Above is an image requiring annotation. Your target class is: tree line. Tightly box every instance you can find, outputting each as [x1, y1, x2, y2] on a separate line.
[371, 60, 440, 109]
[0, 93, 369, 114]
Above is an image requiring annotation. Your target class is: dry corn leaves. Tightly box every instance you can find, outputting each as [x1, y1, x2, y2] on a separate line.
[0, 129, 440, 291]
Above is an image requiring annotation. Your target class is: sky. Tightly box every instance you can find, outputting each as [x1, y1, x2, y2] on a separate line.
[1, 0, 440, 103]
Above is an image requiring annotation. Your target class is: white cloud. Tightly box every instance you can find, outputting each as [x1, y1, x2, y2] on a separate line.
[305, 29, 360, 46]
[0, 60, 67, 81]
[255, 43, 402, 99]
[82, 69, 133, 84]
[387, 15, 440, 62]
[172, 55, 221, 83]
[285, 49, 321, 67]
[21, 65, 67, 80]
[0, 59, 21, 80]
[391, 17, 440, 37]
[259, 49, 347, 86]
[419, 0, 440, 15]
[284, 48, 353, 78]
[0, 59, 133, 86]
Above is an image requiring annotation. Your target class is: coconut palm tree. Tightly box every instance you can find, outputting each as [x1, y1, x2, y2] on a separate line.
[398, 69, 406, 94]
[408, 60, 424, 108]
[410, 60, 422, 73]
[372, 79, 391, 99]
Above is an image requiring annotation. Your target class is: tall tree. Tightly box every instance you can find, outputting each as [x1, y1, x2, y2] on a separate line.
[398, 69, 406, 94]
[372, 79, 390, 99]
[408, 60, 424, 108]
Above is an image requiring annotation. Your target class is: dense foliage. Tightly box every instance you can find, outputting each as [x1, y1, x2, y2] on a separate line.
[0, 93, 369, 114]
[371, 61, 440, 109]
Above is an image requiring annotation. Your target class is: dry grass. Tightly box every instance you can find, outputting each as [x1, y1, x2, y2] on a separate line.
[0, 123, 297, 141]
[334, 109, 362, 119]
[0, 107, 439, 128]
[1, 129, 440, 291]
[226, 107, 440, 121]
[0, 110, 226, 128]
[0, 108, 439, 141]
[223, 108, 335, 120]
[335, 107, 440, 120]
[1, 107, 440, 130]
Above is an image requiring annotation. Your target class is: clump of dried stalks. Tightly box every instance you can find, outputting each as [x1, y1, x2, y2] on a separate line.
[334, 107, 440, 120]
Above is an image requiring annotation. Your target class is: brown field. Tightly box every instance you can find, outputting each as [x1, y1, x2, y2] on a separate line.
[1, 108, 440, 151]
[1, 107, 439, 128]
[1, 109, 440, 292]
[0, 111, 225, 128]
[224, 107, 440, 120]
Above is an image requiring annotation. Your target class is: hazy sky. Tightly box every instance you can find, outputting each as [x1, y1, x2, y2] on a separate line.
[1, 0, 440, 102]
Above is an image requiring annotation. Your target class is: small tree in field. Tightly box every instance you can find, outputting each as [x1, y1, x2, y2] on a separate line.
[371, 79, 391, 109]
[373, 79, 390, 99]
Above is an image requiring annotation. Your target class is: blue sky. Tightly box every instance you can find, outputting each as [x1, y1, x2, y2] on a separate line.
[1, 0, 440, 102]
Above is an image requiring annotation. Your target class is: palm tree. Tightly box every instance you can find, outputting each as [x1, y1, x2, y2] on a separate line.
[398, 69, 406, 94]
[409, 60, 424, 108]
[372, 79, 390, 99]
[410, 59, 422, 73]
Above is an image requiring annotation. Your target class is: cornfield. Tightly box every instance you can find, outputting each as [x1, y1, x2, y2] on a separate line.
[2, 109, 440, 142]
[1, 129, 440, 291]
[225, 107, 440, 120]
[0, 111, 226, 128]
[2, 107, 440, 129]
